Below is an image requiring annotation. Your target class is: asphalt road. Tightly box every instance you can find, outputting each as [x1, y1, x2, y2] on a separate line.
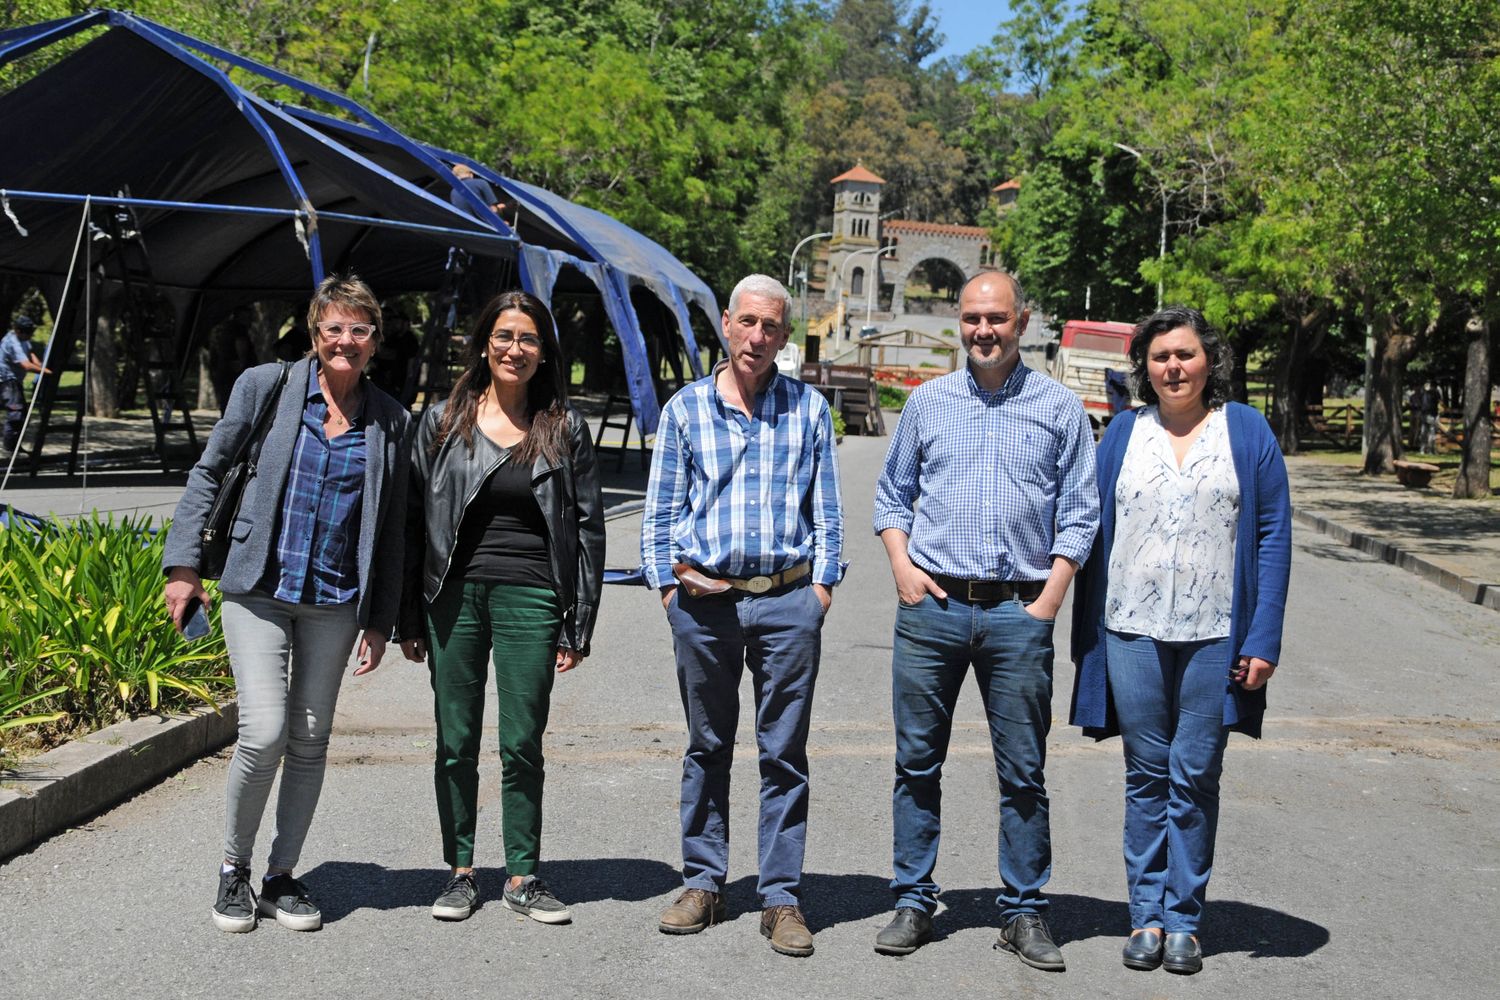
[3, 432, 1498, 1000]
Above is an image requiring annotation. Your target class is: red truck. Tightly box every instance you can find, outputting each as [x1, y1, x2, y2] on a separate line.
[1043, 319, 1137, 429]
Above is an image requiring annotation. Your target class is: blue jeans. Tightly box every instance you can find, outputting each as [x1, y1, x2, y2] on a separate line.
[2, 378, 23, 451]
[890, 594, 1056, 919]
[1105, 630, 1231, 934]
[666, 582, 824, 907]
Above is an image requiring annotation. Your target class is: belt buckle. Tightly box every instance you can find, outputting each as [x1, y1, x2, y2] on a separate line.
[745, 575, 774, 594]
[967, 581, 986, 602]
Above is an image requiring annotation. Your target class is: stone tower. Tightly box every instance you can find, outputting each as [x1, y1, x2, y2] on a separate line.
[825, 164, 885, 307]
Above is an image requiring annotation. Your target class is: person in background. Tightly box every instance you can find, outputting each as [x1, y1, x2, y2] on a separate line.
[369, 305, 421, 408]
[399, 290, 604, 925]
[449, 163, 507, 220]
[1, 314, 51, 453]
[1070, 305, 1291, 975]
[1419, 381, 1440, 454]
[207, 306, 259, 415]
[163, 275, 412, 934]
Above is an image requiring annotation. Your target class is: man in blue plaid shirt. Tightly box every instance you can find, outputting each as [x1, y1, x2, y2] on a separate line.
[871, 272, 1098, 969]
[642, 273, 842, 958]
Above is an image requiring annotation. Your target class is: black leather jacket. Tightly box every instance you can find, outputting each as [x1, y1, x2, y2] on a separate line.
[399, 401, 605, 655]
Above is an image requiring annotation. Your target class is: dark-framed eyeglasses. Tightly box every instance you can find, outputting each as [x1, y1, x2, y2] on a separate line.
[316, 321, 377, 342]
[490, 331, 544, 352]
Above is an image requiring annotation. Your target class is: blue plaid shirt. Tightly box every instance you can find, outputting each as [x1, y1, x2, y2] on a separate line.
[873, 363, 1099, 580]
[266, 364, 367, 604]
[641, 369, 843, 589]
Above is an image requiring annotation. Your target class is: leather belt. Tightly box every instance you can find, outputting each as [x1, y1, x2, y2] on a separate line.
[674, 561, 811, 597]
[927, 573, 1044, 604]
[722, 561, 812, 594]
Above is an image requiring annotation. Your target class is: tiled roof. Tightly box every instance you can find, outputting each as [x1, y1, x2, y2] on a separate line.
[992, 178, 1021, 192]
[830, 165, 886, 185]
[883, 219, 989, 239]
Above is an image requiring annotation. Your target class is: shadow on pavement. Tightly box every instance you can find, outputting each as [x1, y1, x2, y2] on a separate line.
[303, 856, 683, 923]
[1295, 538, 1372, 562]
[930, 889, 1328, 958]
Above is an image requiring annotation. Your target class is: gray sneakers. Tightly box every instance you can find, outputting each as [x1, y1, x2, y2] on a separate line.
[502, 875, 572, 924]
[432, 871, 480, 921]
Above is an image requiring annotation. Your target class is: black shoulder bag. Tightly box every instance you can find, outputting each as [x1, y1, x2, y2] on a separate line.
[199, 362, 292, 580]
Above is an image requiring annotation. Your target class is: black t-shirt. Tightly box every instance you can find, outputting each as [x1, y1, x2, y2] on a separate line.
[450, 456, 552, 589]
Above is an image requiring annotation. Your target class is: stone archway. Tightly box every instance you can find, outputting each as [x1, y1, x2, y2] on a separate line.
[887, 241, 985, 313]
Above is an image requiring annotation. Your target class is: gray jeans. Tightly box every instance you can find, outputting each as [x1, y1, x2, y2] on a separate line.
[220, 590, 359, 870]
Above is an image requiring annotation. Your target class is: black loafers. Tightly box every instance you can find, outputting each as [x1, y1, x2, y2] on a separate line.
[995, 913, 1065, 971]
[874, 907, 933, 955]
[1163, 932, 1203, 974]
[1123, 928, 1164, 970]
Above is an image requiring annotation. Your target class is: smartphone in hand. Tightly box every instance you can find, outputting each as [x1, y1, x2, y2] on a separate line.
[182, 597, 211, 640]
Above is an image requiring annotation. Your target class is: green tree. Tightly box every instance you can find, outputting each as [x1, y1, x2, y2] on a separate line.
[1270, 0, 1499, 486]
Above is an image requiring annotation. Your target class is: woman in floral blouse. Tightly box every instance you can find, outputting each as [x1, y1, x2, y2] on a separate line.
[1070, 305, 1291, 975]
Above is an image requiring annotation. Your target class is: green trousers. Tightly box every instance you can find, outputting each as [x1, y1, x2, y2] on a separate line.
[426, 580, 561, 872]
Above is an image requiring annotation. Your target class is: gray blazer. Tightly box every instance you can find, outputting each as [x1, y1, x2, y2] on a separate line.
[162, 357, 413, 634]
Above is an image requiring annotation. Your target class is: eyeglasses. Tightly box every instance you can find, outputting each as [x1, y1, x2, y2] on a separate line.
[490, 331, 544, 352]
[317, 321, 377, 342]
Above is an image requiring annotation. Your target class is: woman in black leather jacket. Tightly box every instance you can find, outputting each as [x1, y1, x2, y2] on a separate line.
[399, 290, 604, 924]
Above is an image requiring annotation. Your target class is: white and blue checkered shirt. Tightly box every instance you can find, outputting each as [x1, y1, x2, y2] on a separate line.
[641, 370, 843, 590]
[873, 363, 1098, 581]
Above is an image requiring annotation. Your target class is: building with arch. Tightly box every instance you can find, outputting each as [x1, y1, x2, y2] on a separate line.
[822, 166, 999, 314]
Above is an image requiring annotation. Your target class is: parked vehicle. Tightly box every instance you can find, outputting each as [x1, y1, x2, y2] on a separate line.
[1044, 319, 1137, 430]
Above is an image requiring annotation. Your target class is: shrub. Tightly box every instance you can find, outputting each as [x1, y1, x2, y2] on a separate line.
[0, 512, 232, 752]
[878, 384, 910, 410]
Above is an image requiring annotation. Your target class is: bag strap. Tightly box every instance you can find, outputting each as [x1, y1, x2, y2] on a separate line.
[242, 361, 293, 475]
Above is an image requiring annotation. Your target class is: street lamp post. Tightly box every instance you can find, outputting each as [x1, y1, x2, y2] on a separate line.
[1113, 142, 1168, 309]
[867, 246, 897, 329]
[787, 231, 832, 340]
[788, 231, 833, 288]
[834, 245, 897, 353]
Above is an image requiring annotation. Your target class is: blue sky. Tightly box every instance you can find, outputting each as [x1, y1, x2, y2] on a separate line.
[924, 0, 1011, 64]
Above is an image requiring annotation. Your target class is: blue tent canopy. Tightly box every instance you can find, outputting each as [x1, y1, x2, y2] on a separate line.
[0, 8, 719, 433]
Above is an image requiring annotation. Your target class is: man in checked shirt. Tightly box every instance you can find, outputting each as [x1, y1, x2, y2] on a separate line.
[641, 273, 843, 958]
[871, 272, 1099, 969]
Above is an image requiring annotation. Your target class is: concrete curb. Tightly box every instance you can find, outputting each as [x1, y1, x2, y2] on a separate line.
[1293, 506, 1499, 611]
[604, 499, 644, 521]
[0, 702, 238, 861]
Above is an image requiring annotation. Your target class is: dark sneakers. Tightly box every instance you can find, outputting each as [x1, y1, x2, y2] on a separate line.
[212, 865, 258, 933]
[502, 876, 572, 924]
[875, 907, 933, 955]
[658, 888, 726, 934]
[432, 871, 481, 921]
[258, 873, 322, 931]
[995, 913, 1065, 971]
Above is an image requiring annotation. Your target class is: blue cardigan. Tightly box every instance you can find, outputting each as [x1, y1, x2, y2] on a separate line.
[1069, 402, 1291, 739]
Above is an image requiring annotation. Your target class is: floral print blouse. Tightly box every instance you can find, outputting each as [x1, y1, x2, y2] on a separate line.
[1105, 407, 1240, 641]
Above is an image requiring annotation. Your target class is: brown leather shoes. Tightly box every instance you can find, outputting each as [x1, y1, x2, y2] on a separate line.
[760, 904, 814, 957]
[658, 888, 726, 934]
